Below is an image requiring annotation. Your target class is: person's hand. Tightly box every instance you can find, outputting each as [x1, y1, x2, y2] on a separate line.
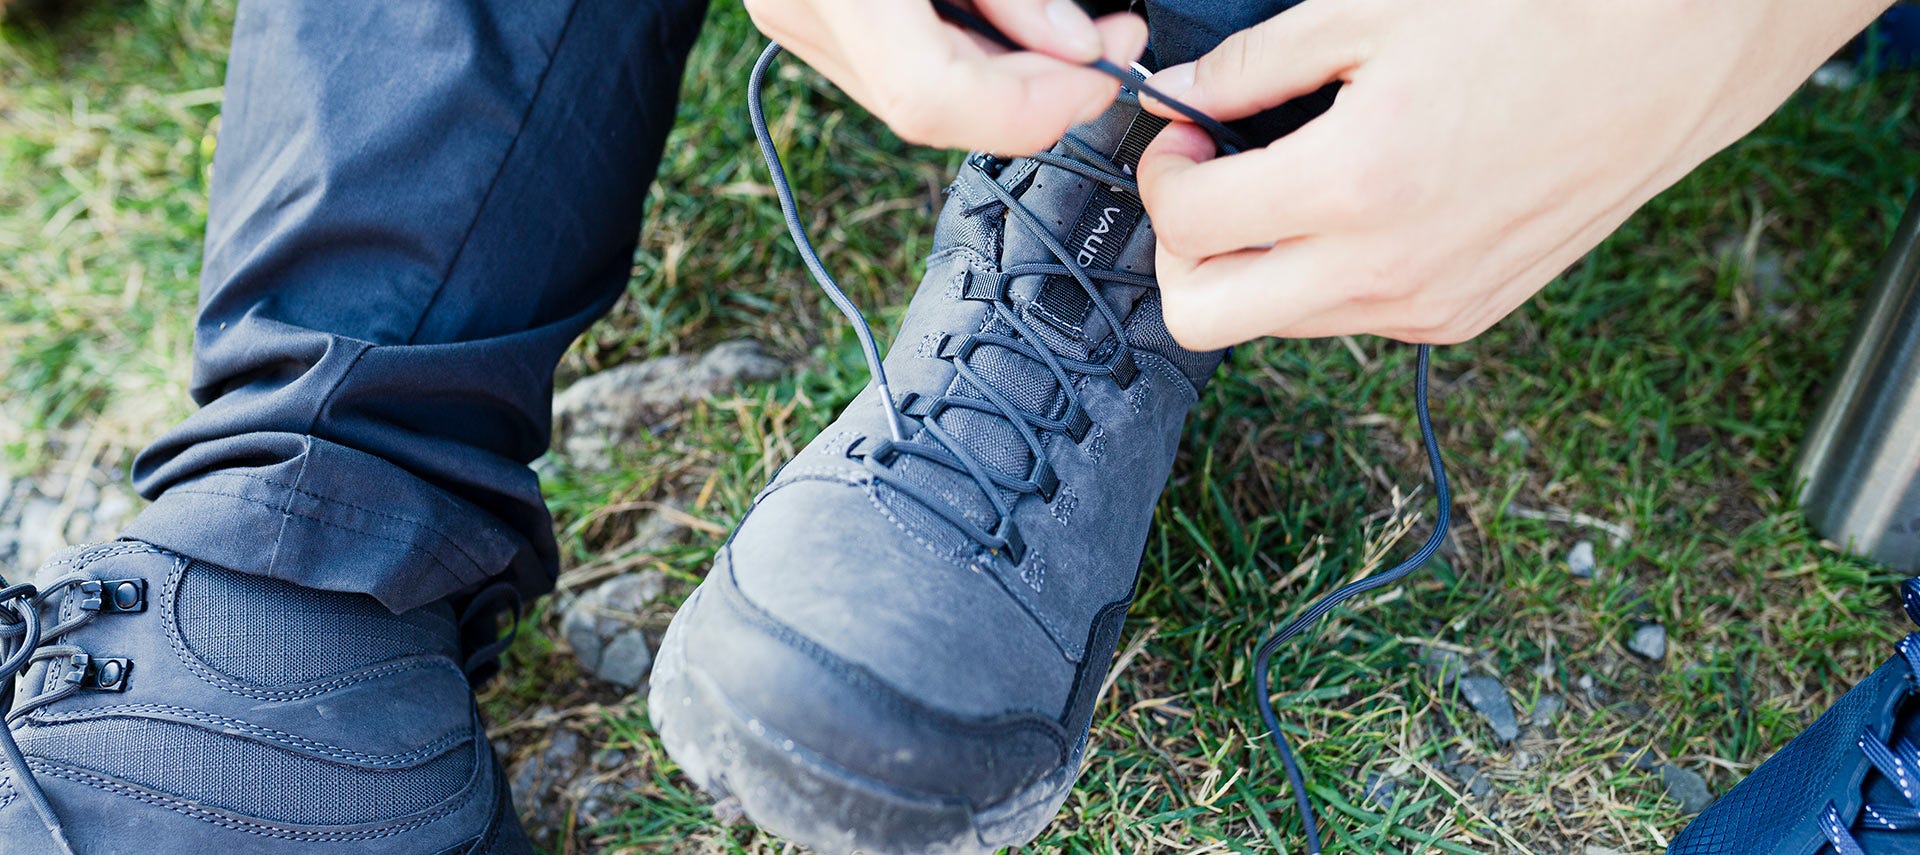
[1135, 0, 1893, 349]
[745, 0, 1147, 154]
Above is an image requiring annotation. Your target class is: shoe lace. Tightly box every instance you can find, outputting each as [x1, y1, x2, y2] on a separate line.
[752, 48, 1159, 559]
[1822, 607, 1920, 853]
[752, 8, 1452, 852]
[0, 573, 98, 855]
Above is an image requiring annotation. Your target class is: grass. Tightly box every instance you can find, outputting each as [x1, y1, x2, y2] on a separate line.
[5, 1, 1920, 852]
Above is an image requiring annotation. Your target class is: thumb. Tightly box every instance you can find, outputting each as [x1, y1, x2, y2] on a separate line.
[1142, 1, 1380, 122]
[972, 0, 1116, 64]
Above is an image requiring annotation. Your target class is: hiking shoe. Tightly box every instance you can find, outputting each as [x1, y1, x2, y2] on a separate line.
[1671, 577, 1920, 854]
[0, 541, 532, 854]
[649, 88, 1223, 855]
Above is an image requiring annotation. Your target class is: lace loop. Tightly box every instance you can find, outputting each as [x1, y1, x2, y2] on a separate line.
[0, 574, 82, 854]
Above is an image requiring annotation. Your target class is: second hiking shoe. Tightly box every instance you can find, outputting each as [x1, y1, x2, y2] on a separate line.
[650, 90, 1222, 854]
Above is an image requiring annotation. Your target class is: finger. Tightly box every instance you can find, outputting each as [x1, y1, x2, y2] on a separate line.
[973, 0, 1109, 63]
[1138, 118, 1350, 257]
[1140, 0, 1382, 123]
[890, 17, 1145, 152]
[1156, 242, 1356, 349]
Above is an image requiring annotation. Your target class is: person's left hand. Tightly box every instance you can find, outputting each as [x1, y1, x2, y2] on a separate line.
[1134, 0, 1891, 349]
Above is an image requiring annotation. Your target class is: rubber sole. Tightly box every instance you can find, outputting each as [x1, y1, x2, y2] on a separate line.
[649, 584, 1080, 855]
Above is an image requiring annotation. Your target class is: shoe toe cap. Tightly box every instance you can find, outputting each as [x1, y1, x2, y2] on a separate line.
[652, 531, 1075, 811]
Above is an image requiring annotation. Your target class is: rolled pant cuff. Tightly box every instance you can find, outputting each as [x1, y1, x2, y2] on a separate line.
[124, 434, 539, 614]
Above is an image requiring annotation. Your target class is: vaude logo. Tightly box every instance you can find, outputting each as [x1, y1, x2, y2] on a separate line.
[1077, 206, 1124, 268]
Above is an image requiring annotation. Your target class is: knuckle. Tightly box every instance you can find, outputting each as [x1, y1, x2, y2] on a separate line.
[878, 88, 944, 146]
[1151, 214, 1206, 259]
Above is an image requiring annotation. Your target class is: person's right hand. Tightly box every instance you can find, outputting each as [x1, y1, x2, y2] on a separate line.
[745, 0, 1147, 154]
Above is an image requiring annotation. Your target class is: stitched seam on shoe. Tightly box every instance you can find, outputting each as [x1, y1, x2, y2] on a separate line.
[160, 556, 461, 701]
[864, 483, 976, 565]
[24, 705, 468, 766]
[43, 541, 162, 569]
[715, 559, 1069, 752]
[1131, 348, 1199, 400]
[25, 759, 468, 842]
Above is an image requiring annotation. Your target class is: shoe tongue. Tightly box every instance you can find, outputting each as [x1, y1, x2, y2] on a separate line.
[1013, 97, 1165, 357]
[883, 98, 1166, 538]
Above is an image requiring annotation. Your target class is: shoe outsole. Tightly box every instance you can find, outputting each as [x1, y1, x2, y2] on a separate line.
[649, 584, 1079, 855]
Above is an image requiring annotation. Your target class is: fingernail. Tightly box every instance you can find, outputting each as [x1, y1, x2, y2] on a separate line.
[1148, 63, 1195, 98]
[1046, 0, 1102, 59]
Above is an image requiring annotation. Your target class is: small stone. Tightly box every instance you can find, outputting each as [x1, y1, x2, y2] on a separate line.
[596, 632, 653, 688]
[1623, 747, 1658, 772]
[1362, 773, 1399, 808]
[552, 340, 786, 471]
[591, 748, 626, 771]
[1531, 694, 1565, 728]
[1498, 427, 1530, 449]
[1568, 540, 1597, 579]
[632, 504, 691, 551]
[563, 571, 669, 688]
[1446, 763, 1494, 799]
[1656, 764, 1714, 814]
[13, 494, 64, 570]
[1459, 676, 1520, 743]
[711, 795, 748, 826]
[1424, 648, 1468, 687]
[1585, 846, 1626, 855]
[1629, 624, 1668, 661]
[1812, 60, 1861, 90]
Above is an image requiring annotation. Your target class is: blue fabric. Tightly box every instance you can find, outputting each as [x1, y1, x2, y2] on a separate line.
[1144, 0, 1337, 145]
[127, 0, 708, 612]
[124, 0, 1306, 615]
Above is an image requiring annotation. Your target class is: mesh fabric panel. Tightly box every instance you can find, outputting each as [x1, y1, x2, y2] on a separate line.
[21, 717, 474, 825]
[176, 561, 457, 687]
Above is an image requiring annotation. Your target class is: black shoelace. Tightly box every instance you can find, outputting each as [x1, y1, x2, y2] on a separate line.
[752, 8, 1452, 850]
[0, 573, 98, 855]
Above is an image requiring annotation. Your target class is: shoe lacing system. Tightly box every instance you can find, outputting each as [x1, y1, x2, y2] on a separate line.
[0, 571, 143, 855]
[754, 7, 1452, 851]
[752, 45, 1165, 560]
[1821, 584, 1920, 852]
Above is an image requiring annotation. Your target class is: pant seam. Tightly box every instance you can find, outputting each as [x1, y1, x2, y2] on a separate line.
[163, 487, 471, 590]
[402, 0, 589, 346]
[202, 469, 491, 572]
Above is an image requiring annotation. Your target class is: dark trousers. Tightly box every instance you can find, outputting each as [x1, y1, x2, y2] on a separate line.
[127, 0, 1301, 615]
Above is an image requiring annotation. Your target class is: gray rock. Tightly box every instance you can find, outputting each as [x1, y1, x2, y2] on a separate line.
[507, 728, 589, 844]
[1585, 847, 1626, 855]
[1629, 623, 1668, 661]
[1812, 60, 1861, 90]
[562, 571, 668, 688]
[1446, 762, 1493, 799]
[1424, 647, 1468, 687]
[1498, 427, 1530, 449]
[1459, 675, 1520, 742]
[1568, 540, 1597, 579]
[1531, 694, 1565, 728]
[13, 494, 64, 570]
[1362, 773, 1399, 808]
[631, 503, 691, 551]
[552, 340, 786, 471]
[1656, 764, 1714, 814]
